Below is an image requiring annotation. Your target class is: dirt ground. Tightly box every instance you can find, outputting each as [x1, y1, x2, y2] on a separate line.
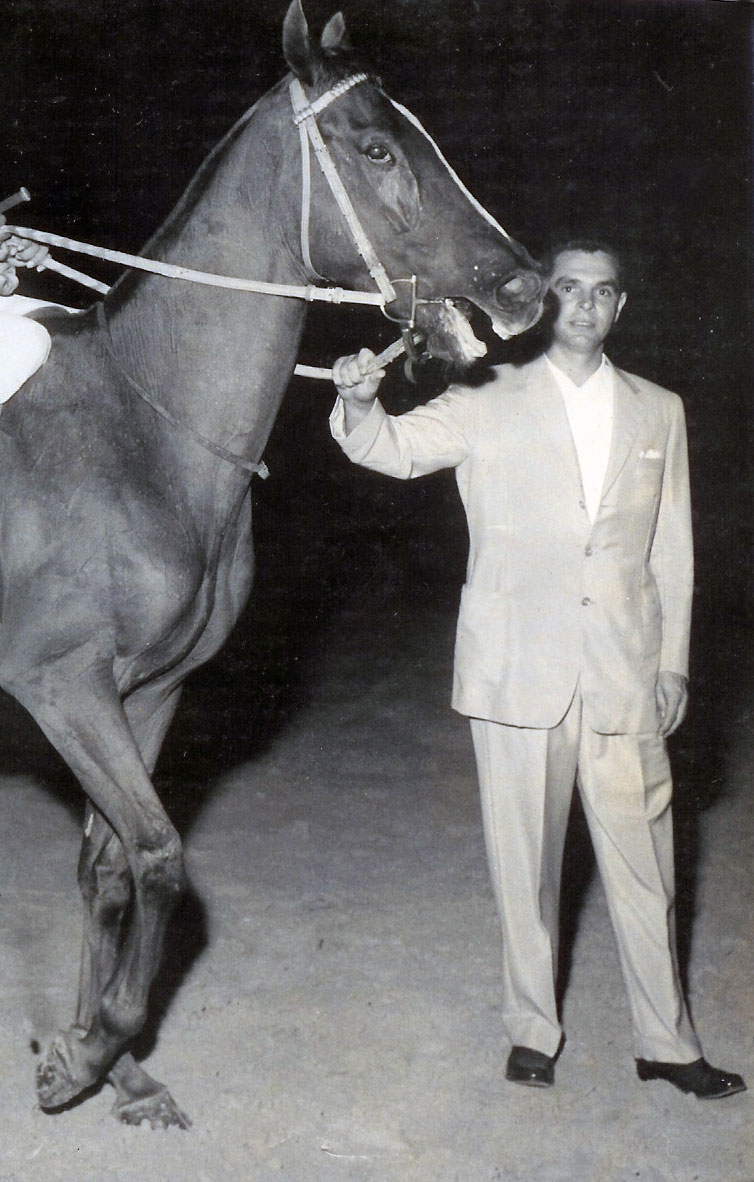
[0, 592, 751, 1182]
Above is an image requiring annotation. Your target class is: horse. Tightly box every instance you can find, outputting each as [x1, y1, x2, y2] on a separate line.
[0, 0, 543, 1128]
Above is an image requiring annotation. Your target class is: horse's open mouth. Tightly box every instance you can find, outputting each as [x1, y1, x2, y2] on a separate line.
[415, 298, 489, 367]
[415, 292, 544, 368]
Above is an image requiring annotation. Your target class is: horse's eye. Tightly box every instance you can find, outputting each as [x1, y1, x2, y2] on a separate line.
[364, 143, 394, 164]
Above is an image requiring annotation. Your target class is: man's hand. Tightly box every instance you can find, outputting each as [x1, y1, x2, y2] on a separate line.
[0, 228, 49, 270]
[332, 348, 386, 435]
[333, 348, 385, 401]
[656, 670, 688, 737]
[0, 216, 49, 296]
[10, 236, 49, 269]
[0, 232, 19, 295]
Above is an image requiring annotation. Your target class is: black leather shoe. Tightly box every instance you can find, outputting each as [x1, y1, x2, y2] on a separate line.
[636, 1057, 746, 1100]
[505, 1045, 555, 1088]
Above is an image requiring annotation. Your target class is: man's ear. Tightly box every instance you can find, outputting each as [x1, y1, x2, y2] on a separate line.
[615, 292, 627, 322]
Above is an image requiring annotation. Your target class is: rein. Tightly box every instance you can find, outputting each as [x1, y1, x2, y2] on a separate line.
[4, 224, 387, 309]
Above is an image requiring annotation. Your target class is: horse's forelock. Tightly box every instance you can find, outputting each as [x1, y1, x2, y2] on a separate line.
[312, 48, 372, 90]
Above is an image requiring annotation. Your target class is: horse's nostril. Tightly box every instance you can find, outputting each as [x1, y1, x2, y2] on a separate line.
[502, 276, 525, 294]
[495, 274, 531, 306]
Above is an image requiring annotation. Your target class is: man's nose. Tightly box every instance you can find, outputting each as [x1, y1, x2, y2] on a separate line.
[578, 293, 594, 309]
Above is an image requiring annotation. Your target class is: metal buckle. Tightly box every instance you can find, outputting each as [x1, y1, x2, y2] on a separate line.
[380, 275, 417, 329]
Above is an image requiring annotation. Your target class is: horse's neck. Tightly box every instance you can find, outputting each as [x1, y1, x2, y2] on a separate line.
[105, 85, 308, 470]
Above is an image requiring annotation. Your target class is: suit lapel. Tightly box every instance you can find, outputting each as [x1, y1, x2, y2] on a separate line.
[513, 356, 649, 505]
[518, 356, 584, 490]
[601, 365, 648, 496]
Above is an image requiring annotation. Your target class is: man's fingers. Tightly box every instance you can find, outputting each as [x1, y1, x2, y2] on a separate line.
[17, 242, 49, 267]
[656, 677, 688, 737]
[0, 271, 19, 296]
[333, 350, 380, 389]
[663, 695, 688, 737]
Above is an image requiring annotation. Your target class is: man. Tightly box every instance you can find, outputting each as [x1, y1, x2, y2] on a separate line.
[329, 241, 745, 1099]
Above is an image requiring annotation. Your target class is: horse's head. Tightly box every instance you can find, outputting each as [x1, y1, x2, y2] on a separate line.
[282, 0, 544, 368]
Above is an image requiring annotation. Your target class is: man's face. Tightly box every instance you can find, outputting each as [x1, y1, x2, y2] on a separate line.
[548, 249, 627, 353]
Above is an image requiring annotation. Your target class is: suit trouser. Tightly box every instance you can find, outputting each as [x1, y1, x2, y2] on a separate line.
[470, 688, 702, 1062]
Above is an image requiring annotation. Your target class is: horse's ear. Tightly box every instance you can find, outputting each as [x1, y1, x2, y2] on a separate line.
[282, 0, 317, 83]
[321, 12, 351, 52]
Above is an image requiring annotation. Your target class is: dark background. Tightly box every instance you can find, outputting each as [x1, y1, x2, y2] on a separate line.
[5, 0, 753, 810]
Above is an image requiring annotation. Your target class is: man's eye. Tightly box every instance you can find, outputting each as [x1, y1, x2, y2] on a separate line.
[364, 143, 394, 164]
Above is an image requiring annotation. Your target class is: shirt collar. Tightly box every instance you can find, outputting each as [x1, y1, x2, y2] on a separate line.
[544, 352, 612, 397]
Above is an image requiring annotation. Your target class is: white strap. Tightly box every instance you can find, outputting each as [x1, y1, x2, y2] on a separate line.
[298, 117, 328, 282]
[291, 73, 368, 125]
[387, 96, 513, 243]
[289, 79, 397, 305]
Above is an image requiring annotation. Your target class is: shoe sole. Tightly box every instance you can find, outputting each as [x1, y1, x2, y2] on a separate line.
[697, 1084, 747, 1100]
[505, 1074, 554, 1088]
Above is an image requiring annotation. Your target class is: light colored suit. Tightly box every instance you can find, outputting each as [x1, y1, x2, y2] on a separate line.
[331, 353, 693, 734]
[330, 354, 702, 1063]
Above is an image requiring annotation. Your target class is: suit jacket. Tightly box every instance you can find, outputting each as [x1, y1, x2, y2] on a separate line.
[330, 354, 693, 733]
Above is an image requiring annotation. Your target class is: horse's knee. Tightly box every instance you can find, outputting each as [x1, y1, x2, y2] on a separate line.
[133, 829, 185, 907]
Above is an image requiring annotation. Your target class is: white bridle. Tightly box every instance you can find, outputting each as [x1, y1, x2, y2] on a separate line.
[290, 73, 398, 305]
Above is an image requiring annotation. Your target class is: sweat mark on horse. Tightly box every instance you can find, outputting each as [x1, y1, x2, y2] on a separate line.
[1, 1, 543, 1128]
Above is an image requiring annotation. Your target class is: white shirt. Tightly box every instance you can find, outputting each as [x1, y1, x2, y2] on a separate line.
[545, 353, 614, 522]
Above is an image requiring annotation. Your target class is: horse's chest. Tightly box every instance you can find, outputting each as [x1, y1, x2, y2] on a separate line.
[112, 501, 254, 691]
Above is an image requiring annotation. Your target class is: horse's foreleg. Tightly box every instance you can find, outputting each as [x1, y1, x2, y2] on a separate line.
[74, 683, 183, 1033]
[72, 682, 191, 1127]
[75, 805, 131, 1034]
[75, 813, 189, 1128]
[1, 658, 185, 1111]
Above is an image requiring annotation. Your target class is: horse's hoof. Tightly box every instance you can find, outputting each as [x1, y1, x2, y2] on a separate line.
[36, 1031, 99, 1110]
[111, 1086, 191, 1129]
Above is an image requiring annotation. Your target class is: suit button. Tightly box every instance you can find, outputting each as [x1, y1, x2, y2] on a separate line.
[585, 545, 593, 556]
[579, 500, 586, 510]
[582, 596, 591, 605]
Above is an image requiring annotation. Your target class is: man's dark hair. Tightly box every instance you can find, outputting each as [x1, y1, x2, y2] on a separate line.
[543, 239, 625, 291]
